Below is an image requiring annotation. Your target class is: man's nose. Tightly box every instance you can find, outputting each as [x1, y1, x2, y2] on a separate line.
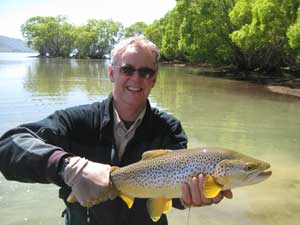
[130, 71, 142, 79]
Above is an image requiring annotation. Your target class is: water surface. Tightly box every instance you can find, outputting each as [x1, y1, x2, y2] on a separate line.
[0, 53, 299, 225]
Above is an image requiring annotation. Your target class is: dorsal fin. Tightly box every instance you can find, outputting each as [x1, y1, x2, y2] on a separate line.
[142, 149, 173, 160]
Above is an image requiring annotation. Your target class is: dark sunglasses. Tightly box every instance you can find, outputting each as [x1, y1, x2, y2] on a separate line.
[113, 65, 156, 79]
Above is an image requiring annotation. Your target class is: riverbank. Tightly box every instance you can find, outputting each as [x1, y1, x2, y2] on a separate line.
[170, 63, 300, 98]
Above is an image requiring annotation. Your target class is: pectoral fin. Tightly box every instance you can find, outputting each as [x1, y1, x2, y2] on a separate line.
[119, 193, 134, 208]
[146, 198, 172, 222]
[67, 193, 77, 203]
[142, 149, 173, 160]
[203, 175, 222, 198]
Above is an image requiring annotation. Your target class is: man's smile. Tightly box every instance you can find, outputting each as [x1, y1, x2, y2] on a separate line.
[126, 86, 142, 92]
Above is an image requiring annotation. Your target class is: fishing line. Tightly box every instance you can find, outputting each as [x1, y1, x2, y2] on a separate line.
[186, 206, 192, 225]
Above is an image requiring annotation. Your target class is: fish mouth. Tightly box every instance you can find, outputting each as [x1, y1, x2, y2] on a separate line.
[259, 163, 272, 178]
[256, 162, 272, 178]
[258, 170, 272, 178]
[247, 169, 272, 179]
[246, 164, 272, 184]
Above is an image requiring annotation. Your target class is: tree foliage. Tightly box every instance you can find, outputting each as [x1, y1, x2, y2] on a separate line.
[124, 22, 147, 38]
[176, 0, 235, 64]
[21, 16, 75, 57]
[84, 19, 123, 58]
[148, 0, 300, 72]
[287, 7, 300, 60]
[144, 19, 164, 50]
[21, 1, 300, 72]
[230, 0, 300, 71]
[22, 17, 123, 58]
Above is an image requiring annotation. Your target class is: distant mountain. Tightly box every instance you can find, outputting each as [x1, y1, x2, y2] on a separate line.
[0, 35, 36, 52]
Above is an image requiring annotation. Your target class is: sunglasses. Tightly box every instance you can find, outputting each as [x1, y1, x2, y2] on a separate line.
[113, 64, 156, 79]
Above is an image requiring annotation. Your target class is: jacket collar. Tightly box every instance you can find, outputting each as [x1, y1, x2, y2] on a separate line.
[100, 93, 154, 139]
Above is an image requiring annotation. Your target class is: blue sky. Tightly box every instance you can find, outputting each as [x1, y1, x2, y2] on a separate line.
[0, 0, 176, 39]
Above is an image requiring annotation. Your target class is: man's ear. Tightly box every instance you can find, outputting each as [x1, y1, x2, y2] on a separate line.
[108, 64, 114, 82]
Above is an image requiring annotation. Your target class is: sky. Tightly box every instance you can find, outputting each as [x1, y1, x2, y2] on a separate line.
[0, 0, 176, 39]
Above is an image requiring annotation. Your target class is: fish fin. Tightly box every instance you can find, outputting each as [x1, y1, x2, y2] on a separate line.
[146, 198, 172, 222]
[67, 185, 119, 205]
[67, 192, 77, 203]
[110, 166, 120, 173]
[142, 149, 173, 160]
[163, 199, 172, 214]
[203, 175, 222, 198]
[119, 193, 134, 208]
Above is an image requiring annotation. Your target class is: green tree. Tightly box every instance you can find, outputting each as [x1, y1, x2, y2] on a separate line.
[144, 19, 165, 50]
[73, 25, 97, 58]
[176, 0, 235, 64]
[287, 7, 300, 54]
[230, 0, 300, 71]
[21, 1, 300, 70]
[124, 22, 147, 37]
[150, 0, 236, 63]
[151, 0, 300, 71]
[229, 0, 253, 28]
[160, 9, 184, 60]
[83, 19, 123, 58]
[22, 17, 123, 58]
[21, 16, 75, 57]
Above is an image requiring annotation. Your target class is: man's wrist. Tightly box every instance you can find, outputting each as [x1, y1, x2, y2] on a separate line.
[58, 156, 71, 181]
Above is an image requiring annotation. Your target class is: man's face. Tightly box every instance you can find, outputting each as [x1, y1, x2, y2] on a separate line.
[108, 46, 157, 110]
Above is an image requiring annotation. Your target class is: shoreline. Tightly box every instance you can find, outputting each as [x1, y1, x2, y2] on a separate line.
[168, 63, 300, 98]
[267, 86, 300, 98]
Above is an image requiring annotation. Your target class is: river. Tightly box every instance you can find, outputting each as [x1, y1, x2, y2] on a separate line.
[0, 53, 299, 225]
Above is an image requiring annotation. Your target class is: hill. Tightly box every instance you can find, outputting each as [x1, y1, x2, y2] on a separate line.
[0, 35, 35, 52]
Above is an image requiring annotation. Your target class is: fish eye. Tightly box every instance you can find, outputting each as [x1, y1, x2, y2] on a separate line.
[244, 163, 257, 171]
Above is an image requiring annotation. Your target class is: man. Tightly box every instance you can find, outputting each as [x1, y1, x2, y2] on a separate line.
[0, 36, 232, 225]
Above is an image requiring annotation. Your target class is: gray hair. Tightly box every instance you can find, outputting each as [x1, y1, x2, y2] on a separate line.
[110, 36, 160, 69]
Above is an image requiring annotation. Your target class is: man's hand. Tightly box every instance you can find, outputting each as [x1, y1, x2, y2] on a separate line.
[63, 157, 112, 207]
[181, 174, 233, 207]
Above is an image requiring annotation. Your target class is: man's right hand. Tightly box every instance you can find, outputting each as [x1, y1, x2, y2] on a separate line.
[181, 174, 233, 207]
[63, 157, 113, 207]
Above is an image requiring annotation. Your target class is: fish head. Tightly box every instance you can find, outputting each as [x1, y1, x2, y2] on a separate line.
[214, 156, 272, 190]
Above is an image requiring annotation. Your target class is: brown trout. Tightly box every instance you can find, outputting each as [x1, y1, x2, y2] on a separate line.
[68, 147, 272, 222]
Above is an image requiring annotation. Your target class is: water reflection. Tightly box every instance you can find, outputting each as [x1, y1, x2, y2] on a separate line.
[0, 54, 300, 225]
[23, 58, 111, 97]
